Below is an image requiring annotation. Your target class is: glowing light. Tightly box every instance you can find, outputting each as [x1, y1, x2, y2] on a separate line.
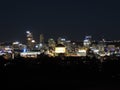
[13, 41, 19, 45]
[28, 38, 31, 40]
[4, 47, 11, 51]
[77, 49, 87, 56]
[35, 45, 38, 48]
[39, 43, 43, 47]
[78, 50, 86, 53]
[20, 52, 41, 58]
[23, 48, 27, 52]
[55, 47, 66, 53]
[31, 40, 35, 43]
[26, 31, 30, 34]
[61, 38, 66, 41]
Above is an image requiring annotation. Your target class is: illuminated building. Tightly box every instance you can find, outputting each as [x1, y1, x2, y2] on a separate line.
[47, 38, 56, 56]
[83, 36, 92, 47]
[57, 37, 66, 45]
[65, 40, 73, 56]
[20, 51, 41, 58]
[12, 41, 20, 49]
[98, 42, 105, 53]
[55, 44, 66, 56]
[26, 31, 36, 50]
[26, 31, 33, 49]
[83, 39, 90, 47]
[12, 41, 27, 57]
[12, 41, 26, 49]
[107, 45, 115, 52]
[48, 38, 56, 49]
[77, 49, 87, 56]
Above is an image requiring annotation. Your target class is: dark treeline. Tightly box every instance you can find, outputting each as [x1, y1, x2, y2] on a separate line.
[1, 56, 120, 89]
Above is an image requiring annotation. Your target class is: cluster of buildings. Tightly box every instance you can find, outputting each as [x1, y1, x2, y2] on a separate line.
[0, 31, 120, 59]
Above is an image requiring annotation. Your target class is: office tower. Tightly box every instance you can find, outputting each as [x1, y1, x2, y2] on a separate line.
[40, 34, 44, 44]
[26, 31, 34, 50]
[83, 36, 92, 47]
[48, 38, 56, 49]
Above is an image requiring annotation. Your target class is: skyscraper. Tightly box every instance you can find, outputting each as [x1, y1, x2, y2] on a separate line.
[40, 34, 44, 44]
[48, 38, 56, 49]
[83, 36, 92, 47]
[26, 31, 35, 50]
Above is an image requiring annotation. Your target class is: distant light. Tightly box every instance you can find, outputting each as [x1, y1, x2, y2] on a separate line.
[50, 38, 54, 40]
[7, 50, 12, 53]
[13, 41, 19, 45]
[66, 40, 71, 43]
[55, 47, 66, 53]
[4, 47, 11, 51]
[23, 48, 27, 52]
[77, 49, 87, 56]
[28, 38, 31, 40]
[35, 45, 38, 48]
[84, 39, 89, 42]
[39, 43, 43, 47]
[19, 43, 22, 46]
[26, 31, 30, 34]
[85, 36, 92, 39]
[31, 40, 35, 43]
[73, 42, 75, 45]
[78, 50, 86, 53]
[61, 38, 66, 41]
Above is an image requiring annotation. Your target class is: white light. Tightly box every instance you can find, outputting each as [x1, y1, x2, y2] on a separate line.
[31, 40, 35, 43]
[35, 45, 38, 48]
[61, 38, 66, 41]
[19, 44, 22, 46]
[20, 52, 41, 58]
[26, 31, 30, 34]
[66, 40, 71, 43]
[39, 43, 43, 47]
[13, 41, 19, 45]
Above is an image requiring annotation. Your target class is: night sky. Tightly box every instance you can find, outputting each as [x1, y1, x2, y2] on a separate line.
[0, 0, 120, 42]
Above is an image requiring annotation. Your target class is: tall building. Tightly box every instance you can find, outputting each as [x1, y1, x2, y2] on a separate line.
[40, 34, 44, 44]
[26, 31, 35, 50]
[48, 38, 56, 48]
[83, 36, 92, 47]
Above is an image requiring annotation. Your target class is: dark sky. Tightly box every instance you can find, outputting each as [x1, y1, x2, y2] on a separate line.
[0, 0, 120, 42]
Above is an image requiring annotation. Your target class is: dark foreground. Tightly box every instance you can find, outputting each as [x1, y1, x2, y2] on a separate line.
[1, 56, 120, 89]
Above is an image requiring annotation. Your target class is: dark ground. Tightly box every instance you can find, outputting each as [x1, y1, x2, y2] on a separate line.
[1, 56, 120, 89]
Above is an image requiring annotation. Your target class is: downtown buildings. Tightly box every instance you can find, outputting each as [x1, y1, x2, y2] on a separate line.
[0, 31, 120, 59]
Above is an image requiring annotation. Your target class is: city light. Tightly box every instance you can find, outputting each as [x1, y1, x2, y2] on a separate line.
[26, 31, 30, 34]
[55, 47, 66, 53]
[31, 40, 35, 43]
[0, 31, 120, 59]
[13, 41, 19, 45]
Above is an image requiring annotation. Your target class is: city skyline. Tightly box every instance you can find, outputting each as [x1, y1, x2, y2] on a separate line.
[0, 0, 120, 42]
[1, 30, 120, 44]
